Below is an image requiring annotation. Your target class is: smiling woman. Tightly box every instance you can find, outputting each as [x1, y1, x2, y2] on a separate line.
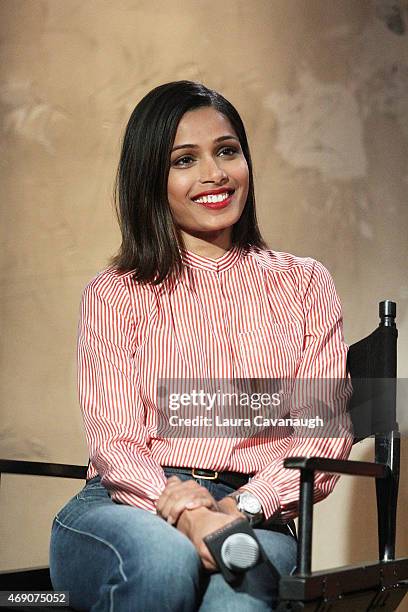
[49, 81, 352, 611]
[110, 80, 267, 283]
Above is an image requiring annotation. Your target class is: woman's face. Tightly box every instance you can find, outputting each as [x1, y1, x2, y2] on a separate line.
[167, 106, 249, 251]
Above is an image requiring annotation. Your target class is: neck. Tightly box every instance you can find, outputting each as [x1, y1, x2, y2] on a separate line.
[179, 228, 233, 260]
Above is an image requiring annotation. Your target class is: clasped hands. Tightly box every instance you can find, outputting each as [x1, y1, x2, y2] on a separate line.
[156, 475, 245, 571]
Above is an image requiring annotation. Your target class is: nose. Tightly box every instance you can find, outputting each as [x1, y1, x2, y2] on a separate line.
[199, 156, 228, 184]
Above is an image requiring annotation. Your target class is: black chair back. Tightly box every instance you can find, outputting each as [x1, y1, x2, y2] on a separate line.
[347, 300, 399, 561]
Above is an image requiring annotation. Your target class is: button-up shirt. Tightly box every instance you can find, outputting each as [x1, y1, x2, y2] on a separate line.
[78, 245, 353, 520]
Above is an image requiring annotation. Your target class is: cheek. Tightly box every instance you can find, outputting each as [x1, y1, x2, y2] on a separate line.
[237, 166, 249, 199]
[167, 181, 191, 222]
[168, 173, 191, 204]
[234, 159, 249, 185]
[243, 161, 250, 180]
[168, 198, 186, 223]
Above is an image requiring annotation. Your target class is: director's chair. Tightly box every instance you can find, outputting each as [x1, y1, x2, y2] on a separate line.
[1, 300, 407, 611]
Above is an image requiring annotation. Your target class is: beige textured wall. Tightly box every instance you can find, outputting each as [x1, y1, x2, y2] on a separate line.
[1, 0, 407, 591]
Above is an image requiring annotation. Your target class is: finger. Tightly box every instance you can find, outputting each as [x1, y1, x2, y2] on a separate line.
[163, 478, 198, 495]
[161, 478, 183, 498]
[167, 497, 216, 525]
[166, 475, 182, 484]
[158, 482, 218, 521]
[157, 481, 193, 513]
[158, 491, 187, 522]
[166, 495, 215, 525]
[202, 558, 217, 572]
[184, 498, 219, 511]
[157, 478, 186, 514]
[198, 544, 218, 572]
[160, 481, 212, 510]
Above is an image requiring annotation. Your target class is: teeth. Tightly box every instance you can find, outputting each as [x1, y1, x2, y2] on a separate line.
[193, 192, 231, 204]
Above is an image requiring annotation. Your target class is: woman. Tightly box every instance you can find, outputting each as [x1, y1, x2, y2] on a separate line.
[50, 81, 352, 611]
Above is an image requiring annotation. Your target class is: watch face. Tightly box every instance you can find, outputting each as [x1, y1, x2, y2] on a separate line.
[239, 492, 262, 515]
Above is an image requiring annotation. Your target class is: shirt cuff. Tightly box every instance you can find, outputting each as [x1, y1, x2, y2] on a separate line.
[237, 479, 281, 521]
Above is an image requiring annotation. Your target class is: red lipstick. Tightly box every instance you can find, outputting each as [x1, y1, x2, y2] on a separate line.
[195, 193, 234, 209]
[191, 188, 235, 210]
[191, 187, 232, 199]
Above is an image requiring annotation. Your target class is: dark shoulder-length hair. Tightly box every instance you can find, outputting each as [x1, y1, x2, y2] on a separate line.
[110, 80, 268, 284]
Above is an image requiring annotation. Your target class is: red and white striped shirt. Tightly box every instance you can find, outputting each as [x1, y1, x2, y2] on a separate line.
[78, 245, 353, 520]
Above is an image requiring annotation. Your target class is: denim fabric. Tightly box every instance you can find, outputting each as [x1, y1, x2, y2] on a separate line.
[49, 470, 297, 611]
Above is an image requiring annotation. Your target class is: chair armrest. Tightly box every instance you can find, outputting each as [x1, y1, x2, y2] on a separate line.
[0, 459, 87, 479]
[284, 456, 388, 479]
[284, 456, 390, 576]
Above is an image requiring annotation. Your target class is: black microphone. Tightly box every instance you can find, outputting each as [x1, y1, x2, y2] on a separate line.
[204, 518, 277, 585]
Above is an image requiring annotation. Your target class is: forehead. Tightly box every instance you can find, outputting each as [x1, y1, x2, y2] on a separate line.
[173, 107, 237, 144]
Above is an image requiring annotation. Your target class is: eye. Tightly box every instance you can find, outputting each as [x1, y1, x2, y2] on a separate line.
[218, 145, 240, 157]
[172, 155, 195, 167]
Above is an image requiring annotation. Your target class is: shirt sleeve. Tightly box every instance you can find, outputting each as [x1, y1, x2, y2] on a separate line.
[239, 260, 354, 521]
[77, 271, 167, 512]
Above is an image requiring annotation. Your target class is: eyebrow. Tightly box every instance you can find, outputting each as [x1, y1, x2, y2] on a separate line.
[171, 135, 240, 153]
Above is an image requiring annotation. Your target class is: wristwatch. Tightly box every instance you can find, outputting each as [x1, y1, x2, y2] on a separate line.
[232, 491, 264, 527]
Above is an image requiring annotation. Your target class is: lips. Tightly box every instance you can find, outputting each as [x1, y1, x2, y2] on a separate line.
[191, 187, 234, 200]
[191, 188, 235, 210]
[191, 190, 235, 210]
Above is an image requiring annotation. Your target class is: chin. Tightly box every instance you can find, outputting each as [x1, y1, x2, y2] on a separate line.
[198, 211, 242, 229]
[196, 223, 235, 234]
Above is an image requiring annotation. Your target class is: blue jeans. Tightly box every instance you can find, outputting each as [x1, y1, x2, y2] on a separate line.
[49, 469, 297, 611]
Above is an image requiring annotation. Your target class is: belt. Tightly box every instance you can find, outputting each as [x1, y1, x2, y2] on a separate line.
[163, 467, 252, 490]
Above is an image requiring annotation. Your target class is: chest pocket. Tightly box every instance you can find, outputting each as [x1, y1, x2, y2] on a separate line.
[238, 322, 303, 379]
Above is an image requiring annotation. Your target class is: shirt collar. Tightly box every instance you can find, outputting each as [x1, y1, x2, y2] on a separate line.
[179, 244, 245, 273]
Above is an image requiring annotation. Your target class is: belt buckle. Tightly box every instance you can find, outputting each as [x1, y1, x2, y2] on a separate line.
[192, 468, 219, 480]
